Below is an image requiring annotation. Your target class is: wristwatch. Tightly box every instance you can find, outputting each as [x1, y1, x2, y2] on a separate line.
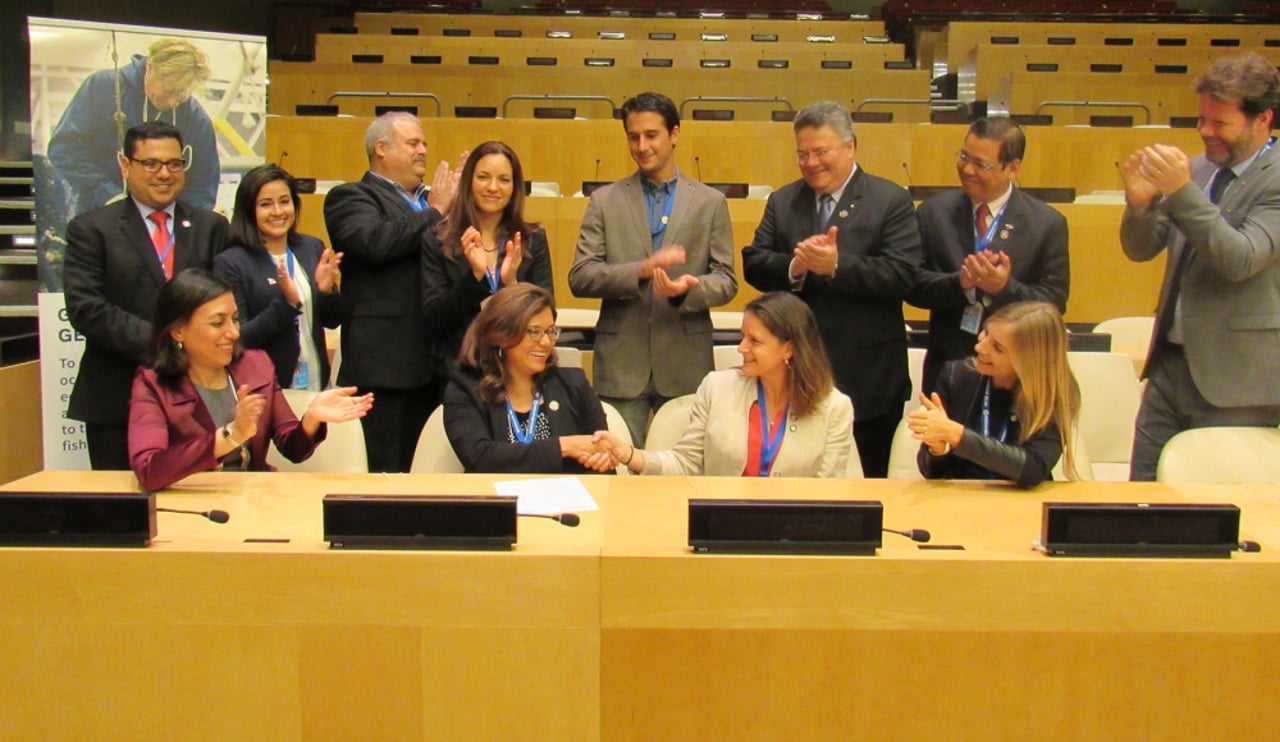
[221, 424, 242, 447]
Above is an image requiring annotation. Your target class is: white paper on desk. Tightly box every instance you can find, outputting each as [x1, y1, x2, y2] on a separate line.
[493, 477, 599, 515]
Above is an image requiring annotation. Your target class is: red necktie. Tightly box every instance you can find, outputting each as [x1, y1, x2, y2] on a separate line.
[975, 203, 991, 237]
[149, 211, 173, 279]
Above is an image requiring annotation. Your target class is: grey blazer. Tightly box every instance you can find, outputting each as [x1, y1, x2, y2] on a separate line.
[568, 171, 737, 398]
[1121, 141, 1280, 408]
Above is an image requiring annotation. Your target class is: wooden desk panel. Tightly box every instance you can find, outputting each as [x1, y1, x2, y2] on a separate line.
[0, 471, 606, 741]
[600, 478, 1280, 741]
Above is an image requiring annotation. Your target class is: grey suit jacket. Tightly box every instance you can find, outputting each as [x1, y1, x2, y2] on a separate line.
[1121, 140, 1280, 407]
[568, 171, 737, 398]
[910, 187, 1070, 394]
[641, 369, 854, 477]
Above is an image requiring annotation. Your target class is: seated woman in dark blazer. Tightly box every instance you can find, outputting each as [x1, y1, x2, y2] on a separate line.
[214, 164, 342, 390]
[594, 292, 855, 477]
[128, 270, 372, 490]
[422, 141, 553, 376]
[909, 301, 1081, 488]
[443, 283, 613, 474]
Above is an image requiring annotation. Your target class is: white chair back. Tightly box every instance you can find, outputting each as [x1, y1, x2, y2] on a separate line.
[1092, 316, 1154, 373]
[645, 395, 696, 451]
[886, 417, 924, 480]
[712, 345, 740, 372]
[1067, 351, 1142, 476]
[599, 400, 634, 475]
[554, 346, 584, 369]
[273, 390, 368, 473]
[1157, 427, 1280, 482]
[410, 406, 465, 473]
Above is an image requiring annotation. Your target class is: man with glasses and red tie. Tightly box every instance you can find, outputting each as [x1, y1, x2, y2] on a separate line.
[742, 99, 921, 478]
[1120, 53, 1280, 481]
[909, 117, 1070, 395]
[64, 121, 228, 470]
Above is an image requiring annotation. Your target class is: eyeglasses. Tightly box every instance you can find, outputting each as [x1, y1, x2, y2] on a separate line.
[796, 148, 834, 165]
[956, 151, 1002, 173]
[128, 158, 188, 174]
[524, 326, 561, 342]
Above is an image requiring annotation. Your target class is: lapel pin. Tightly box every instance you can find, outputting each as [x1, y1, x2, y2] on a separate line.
[548, 399, 560, 412]
[999, 230, 1010, 240]
[181, 220, 191, 228]
[837, 209, 849, 219]
[267, 278, 277, 285]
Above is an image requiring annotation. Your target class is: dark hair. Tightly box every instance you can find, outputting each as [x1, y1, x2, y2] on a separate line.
[968, 116, 1026, 164]
[435, 141, 539, 260]
[620, 92, 680, 133]
[457, 283, 558, 404]
[122, 121, 184, 159]
[150, 269, 239, 385]
[228, 164, 301, 251]
[1196, 52, 1280, 121]
[743, 292, 834, 418]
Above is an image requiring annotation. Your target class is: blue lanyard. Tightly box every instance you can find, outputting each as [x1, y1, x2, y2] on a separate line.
[505, 392, 542, 445]
[483, 240, 504, 293]
[400, 188, 428, 212]
[650, 183, 676, 239]
[155, 230, 174, 269]
[283, 247, 296, 279]
[979, 376, 1012, 480]
[756, 381, 789, 477]
[973, 200, 1009, 253]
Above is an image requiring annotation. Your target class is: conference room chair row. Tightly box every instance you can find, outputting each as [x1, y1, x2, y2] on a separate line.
[351, 11, 887, 45]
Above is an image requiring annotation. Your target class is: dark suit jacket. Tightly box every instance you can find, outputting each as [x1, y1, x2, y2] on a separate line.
[1121, 143, 1280, 407]
[127, 350, 323, 491]
[421, 228, 554, 375]
[323, 172, 443, 389]
[742, 168, 921, 422]
[443, 364, 610, 474]
[213, 235, 342, 389]
[917, 360, 1061, 489]
[910, 187, 1070, 394]
[64, 198, 228, 426]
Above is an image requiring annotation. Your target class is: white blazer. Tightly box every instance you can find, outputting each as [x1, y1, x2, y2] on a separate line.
[642, 370, 854, 477]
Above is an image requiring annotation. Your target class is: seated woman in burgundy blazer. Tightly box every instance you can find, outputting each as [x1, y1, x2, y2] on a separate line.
[128, 270, 372, 490]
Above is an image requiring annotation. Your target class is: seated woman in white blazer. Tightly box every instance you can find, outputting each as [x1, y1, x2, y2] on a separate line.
[597, 291, 854, 477]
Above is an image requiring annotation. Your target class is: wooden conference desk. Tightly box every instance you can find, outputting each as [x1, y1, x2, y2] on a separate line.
[4, 472, 1280, 741]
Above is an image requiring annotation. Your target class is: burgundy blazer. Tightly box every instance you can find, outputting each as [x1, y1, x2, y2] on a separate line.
[128, 350, 324, 490]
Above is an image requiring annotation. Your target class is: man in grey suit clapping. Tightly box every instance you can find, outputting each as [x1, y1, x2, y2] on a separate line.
[569, 92, 737, 446]
[1120, 52, 1280, 480]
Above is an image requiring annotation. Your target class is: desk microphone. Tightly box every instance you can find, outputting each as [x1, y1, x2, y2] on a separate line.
[594, 159, 600, 181]
[901, 161, 913, 187]
[695, 156, 702, 181]
[520, 512, 580, 528]
[158, 507, 230, 524]
[1239, 540, 1262, 553]
[883, 526, 930, 543]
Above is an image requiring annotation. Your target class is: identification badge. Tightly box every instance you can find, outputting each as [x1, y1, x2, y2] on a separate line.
[960, 302, 983, 334]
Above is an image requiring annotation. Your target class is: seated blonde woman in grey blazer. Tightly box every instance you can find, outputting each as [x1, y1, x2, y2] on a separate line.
[596, 292, 853, 477]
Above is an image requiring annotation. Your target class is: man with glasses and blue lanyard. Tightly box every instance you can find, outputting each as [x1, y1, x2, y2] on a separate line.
[910, 117, 1070, 395]
[323, 112, 464, 473]
[569, 92, 738, 447]
[64, 121, 228, 469]
[1120, 53, 1280, 480]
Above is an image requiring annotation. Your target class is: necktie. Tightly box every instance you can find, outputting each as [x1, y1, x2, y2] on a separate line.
[818, 194, 835, 229]
[149, 211, 173, 280]
[1208, 168, 1236, 204]
[975, 203, 992, 237]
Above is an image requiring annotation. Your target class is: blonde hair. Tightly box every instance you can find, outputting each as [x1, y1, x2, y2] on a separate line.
[146, 39, 211, 93]
[987, 302, 1081, 480]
